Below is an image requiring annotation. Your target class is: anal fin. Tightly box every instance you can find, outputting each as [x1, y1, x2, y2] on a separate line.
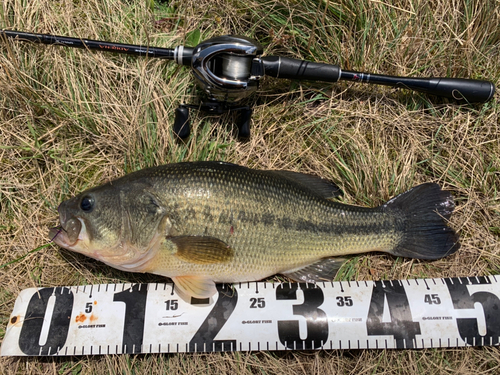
[282, 257, 347, 283]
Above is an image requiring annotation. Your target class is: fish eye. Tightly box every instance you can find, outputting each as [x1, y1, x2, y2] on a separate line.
[80, 196, 94, 212]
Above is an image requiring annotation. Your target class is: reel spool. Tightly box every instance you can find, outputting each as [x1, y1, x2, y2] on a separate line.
[190, 35, 264, 101]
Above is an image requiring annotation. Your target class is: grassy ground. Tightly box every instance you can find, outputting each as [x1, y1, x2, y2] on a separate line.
[1, 0, 499, 373]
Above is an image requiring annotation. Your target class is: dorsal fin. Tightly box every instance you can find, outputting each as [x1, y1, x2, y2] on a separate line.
[271, 170, 342, 199]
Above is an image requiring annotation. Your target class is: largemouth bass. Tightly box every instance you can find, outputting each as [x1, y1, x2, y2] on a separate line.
[50, 161, 459, 299]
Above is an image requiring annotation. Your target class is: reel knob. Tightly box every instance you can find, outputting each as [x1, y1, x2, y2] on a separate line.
[173, 106, 190, 139]
[236, 108, 252, 138]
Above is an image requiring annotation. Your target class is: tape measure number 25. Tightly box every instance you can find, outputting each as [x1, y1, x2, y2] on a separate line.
[2, 275, 500, 356]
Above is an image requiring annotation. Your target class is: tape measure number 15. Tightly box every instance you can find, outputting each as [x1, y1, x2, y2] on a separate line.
[2, 275, 500, 356]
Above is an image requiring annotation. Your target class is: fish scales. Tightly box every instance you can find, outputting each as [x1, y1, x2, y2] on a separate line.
[143, 163, 395, 278]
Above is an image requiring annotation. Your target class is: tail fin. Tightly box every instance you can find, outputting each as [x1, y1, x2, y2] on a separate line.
[383, 183, 460, 260]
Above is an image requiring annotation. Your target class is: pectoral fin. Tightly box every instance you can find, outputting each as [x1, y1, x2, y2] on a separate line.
[172, 276, 217, 299]
[169, 236, 234, 264]
[282, 257, 347, 283]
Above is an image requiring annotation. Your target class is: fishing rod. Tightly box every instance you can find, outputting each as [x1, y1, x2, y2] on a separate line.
[1, 30, 495, 138]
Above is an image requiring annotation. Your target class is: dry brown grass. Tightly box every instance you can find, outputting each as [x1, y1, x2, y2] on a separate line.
[1, 0, 499, 373]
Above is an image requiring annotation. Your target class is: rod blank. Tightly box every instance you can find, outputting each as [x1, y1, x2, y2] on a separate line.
[1, 30, 176, 60]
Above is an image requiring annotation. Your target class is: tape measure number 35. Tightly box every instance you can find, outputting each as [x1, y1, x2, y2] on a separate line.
[2, 275, 500, 356]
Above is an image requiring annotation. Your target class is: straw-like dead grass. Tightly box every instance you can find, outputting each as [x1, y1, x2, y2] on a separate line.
[1, 0, 499, 373]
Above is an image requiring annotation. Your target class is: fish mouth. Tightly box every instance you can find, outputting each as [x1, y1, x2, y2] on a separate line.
[49, 203, 83, 248]
[49, 226, 64, 243]
[49, 217, 82, 248]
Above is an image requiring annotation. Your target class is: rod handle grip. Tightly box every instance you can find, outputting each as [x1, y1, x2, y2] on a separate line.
[419, 78, 495, 103]
[261, 56, 340, 82]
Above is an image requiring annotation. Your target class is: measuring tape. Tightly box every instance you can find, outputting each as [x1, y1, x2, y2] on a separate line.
[2, 275, 500, 356]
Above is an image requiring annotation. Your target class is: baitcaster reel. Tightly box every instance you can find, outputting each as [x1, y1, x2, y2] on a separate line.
[171, 35, 264, 139]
